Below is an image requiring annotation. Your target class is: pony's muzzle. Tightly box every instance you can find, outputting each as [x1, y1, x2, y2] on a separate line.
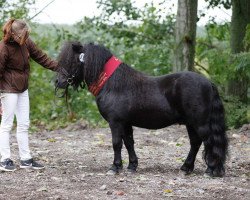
[55, 78, 67, 89]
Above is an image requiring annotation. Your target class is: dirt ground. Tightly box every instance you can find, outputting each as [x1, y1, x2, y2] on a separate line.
[0, 123, 249, 200]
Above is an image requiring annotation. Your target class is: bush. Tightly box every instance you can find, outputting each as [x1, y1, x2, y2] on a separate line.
[223, 95, 249, 129]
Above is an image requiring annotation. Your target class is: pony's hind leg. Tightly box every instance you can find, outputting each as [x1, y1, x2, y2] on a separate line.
[122, 125, 138, 172]
[181, 125, 202, 174]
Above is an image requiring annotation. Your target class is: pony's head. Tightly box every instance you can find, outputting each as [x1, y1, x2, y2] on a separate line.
[55, 41, 85, 90]
[55, 41, 113, 92]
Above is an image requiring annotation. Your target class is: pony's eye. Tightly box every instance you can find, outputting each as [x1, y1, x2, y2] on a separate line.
[79, 53, 85, 63]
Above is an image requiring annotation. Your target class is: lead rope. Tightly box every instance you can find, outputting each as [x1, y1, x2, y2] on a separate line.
[54, 85, 72, 117]
[65, 87, 72, 115]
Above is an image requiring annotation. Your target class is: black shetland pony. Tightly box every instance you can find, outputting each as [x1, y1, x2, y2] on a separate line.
[55, 41, 228, 177]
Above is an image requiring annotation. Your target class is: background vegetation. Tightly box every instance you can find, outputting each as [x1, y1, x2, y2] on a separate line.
[0, 0, 249, 130]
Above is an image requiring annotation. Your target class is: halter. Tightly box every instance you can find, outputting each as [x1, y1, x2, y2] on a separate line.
[60, 67, 77, 86]
[59, 52, 86, 87]
[55, 53, 86, 98]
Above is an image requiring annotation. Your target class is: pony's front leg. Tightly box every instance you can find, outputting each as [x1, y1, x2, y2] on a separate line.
[107, 122, 124, 174]
[122, 125, 138, 172]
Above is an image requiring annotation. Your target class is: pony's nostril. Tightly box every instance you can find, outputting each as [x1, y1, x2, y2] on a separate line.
[55, 79, 60, 87]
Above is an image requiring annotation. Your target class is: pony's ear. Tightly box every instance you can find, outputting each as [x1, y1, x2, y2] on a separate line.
[72, 42, 83, 53]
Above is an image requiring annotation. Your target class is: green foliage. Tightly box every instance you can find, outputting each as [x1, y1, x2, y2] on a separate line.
[230, 52, 250, 79]
[26, 0, 177, 130]
[204, 0, 231, 9]
[28, 24, 107, 130]
[68, 90, 107, 127]
[196, 22, 249, 128]
[28, 0, 176, 130]
[0, 0, 35, 26]
[77, 0, 175, 75]
[0, 0, 36, 40]
[196, 23, 231, 85]
[29, 60, 106, 130]
[96, 0, 140, 22]
[223, 95, 248, 129]
[2, 0, 248, 130]
[196, 22, 250, 86]
[244, 24, 250, 50]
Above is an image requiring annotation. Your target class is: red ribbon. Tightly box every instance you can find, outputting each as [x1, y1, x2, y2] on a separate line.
[88, 56, 122, 96]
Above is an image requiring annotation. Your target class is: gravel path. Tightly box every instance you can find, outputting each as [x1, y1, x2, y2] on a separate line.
[0, 124, 249, 200]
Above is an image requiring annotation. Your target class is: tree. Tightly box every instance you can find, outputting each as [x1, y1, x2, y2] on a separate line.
[78, 0, 175, 75]
[205, 0, 249, 102]
[174, 0, 198, 72]
[228, 0, 250, 102]
[0, 0, 35, 26]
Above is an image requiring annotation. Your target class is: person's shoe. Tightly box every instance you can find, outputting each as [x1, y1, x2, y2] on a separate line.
[20, 158, 45, 170]
[0, 158, 16, 172]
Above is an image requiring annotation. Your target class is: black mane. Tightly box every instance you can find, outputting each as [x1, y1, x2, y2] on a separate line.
[82, 43, 150, 93]
[83, 43, 113, 85]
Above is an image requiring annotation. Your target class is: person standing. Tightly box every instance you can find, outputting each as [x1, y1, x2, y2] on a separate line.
[0, 18, 58, 171]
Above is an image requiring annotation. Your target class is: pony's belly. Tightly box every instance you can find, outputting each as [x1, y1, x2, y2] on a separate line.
[131, 114, 177, 130]
[132, 122, 175, 129]
[133, 122, 175, 130]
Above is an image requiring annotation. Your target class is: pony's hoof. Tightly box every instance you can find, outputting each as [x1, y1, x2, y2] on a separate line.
[204, 167, 225, 177]
[106, 165, 123, 175]
[127, 168, 136, 174]
[204, 167, 213, 177]
[180, 163, 194, 175]
[127, 162, 138, 173]
[106, 169, 117, 175]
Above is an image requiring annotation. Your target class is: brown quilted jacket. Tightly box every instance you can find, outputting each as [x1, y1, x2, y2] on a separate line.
[0, 38, 58, 93]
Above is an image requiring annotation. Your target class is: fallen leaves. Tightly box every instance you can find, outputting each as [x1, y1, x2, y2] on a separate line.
[114, 190, 125, 196]
[47, 138, 56, 142]
[164, 189, 173, 193]
[37, 187, 47, 192]
[99, 185, 107, 190]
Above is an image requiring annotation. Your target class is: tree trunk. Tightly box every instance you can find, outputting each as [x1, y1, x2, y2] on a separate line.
[174, 0, 198, 72]
[229, 0, 250, 102]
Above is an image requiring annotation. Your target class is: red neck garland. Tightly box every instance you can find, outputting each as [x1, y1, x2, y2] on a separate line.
[88, 56, 122, 96]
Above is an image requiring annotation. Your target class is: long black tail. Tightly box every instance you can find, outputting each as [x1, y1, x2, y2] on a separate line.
[204, 84, 228, 171]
